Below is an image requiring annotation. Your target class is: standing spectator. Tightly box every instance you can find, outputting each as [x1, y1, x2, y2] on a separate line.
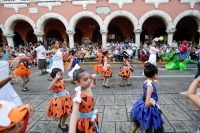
[172, 40, 178, 50]
[34, 41, 47, 75]
[124, 42, 129, 48]
[131, 41, 137, 58]
[106, 41, 110, 49]
[127, 46, 133, 59]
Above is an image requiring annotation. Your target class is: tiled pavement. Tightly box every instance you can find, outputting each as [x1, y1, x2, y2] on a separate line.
[13, 65, 200, 133]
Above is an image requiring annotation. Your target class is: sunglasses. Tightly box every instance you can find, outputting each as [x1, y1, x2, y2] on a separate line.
[0, 50, 4, 53]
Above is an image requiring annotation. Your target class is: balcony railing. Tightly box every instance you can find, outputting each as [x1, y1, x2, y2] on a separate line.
[0, 0, 30, 4]
[34, 0, 67, 3]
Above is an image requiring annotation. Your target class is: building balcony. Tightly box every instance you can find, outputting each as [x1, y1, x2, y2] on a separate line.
[180, 0, 200, 8]
[0, 0, 31, 4]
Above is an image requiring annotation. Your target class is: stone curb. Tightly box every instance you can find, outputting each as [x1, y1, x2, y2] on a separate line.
[75, 62, 168, 65]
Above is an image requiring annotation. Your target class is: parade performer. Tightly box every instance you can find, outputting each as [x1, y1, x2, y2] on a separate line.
[0, 100, 34, 133]
[47, 53, 53, 81]
[67, 49, 79, 72]
[102, 51, 112, 88]
[118, 51, 133, 87]
[43, 39, 66, 73]
[147, 41, 159, 65]
[47, 68, 73, 131]
[93, 53, 103, 74]
[177, 40, 188, 60]
[69, 68, 100, 133]
[162, 41, 196, 70]
[0, 43, 31, 106]
[131, 62, 164, 133]
[14, 53, 32, 91]
[65, 53, 72, 70]
[142, 41, 159, 75]
[0, 73, 16, 88]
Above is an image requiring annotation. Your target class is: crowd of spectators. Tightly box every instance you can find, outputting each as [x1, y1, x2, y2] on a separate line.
[1, 39, 199, 68]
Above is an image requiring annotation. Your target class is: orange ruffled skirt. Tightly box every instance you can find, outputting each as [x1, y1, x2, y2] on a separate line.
[93, 64, 103, 73]
[65, 62, 70, 69]
[47, 94, 73, 118]
[102, 67, 112, 77]
[118, 67, 132, 77]
[14, 64, 31, 76]
[77, 115, 99, 132]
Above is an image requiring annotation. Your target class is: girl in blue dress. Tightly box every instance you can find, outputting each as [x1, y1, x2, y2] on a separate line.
[131, 62, 164, 133]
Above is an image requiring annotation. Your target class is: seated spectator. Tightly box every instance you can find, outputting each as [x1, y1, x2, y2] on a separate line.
[90, 49, 97, 61]
[84, 50, 91, 61]
[113, 46, 119, 62]
[190, 47, 198, 61]
[166, 44, 171, 53]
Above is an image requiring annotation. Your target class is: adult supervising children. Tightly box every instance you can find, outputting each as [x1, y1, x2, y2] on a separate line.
[34, 41, 47, 75]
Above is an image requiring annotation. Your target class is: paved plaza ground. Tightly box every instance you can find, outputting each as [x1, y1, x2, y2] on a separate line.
[13, 64, 200, 133]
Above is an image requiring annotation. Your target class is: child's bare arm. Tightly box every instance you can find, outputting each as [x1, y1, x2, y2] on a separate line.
[91, 74, 97, 88]
[48, 73, 61, 90]
[69, 102, 79, 133]
[188, 76, 200, 108]
[145, 86, 154, 108]
[0, 74, 16, 88]
[62, 78, 73, 82]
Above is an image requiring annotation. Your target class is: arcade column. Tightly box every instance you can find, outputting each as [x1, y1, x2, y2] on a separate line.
[35, 34, 44, 42]
[166, 30, 175, 46]
[67, 31, 75, 49]
[134, 29, 142, 49]
[100, 30, 108, 50]
[5, 35, 14, 47]
[134, 29, 142, 59]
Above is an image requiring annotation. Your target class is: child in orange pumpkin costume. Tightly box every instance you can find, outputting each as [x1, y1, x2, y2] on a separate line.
[0, 100, 34, 133]
[118, 51, 133, 87]
[65, 54, 72, 70]
[69, 69, 100, 133]
[102, 51, 112, 88]
[47, 68, 73, 131]
[93, 53, 103, 74]
[13, 53, 32, 92]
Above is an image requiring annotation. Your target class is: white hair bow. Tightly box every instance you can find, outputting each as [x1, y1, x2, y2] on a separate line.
[147, 80, 152, 87]
[0, 100, 17, 127]
[91, 109, 98, 122]
[73, 86, 82, 103]
[68, 64, 80, 78]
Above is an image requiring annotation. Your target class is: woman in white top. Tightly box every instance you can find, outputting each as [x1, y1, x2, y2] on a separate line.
[43, 39, 66, 73]
[142, 42, 159, 75]
[148, 42, 159, 65]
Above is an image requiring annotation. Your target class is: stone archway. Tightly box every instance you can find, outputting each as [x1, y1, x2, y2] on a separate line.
[46, 29, 63, 42]
[26, 30, 37, 44]
[173, 10, 200, 30]
[104, 10, 138, 30]
[4, 14, 35, 31]
[36, 12, 68, 34]
[69, 11, 103, 32]
[139, 10, 173, 30]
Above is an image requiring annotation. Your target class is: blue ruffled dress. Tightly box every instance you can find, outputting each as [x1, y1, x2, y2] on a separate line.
[131, 81, 163, 130]
[68, 57, 79, 72]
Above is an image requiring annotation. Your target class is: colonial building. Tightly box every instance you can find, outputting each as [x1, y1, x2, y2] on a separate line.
[0, 0, 200, 48]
